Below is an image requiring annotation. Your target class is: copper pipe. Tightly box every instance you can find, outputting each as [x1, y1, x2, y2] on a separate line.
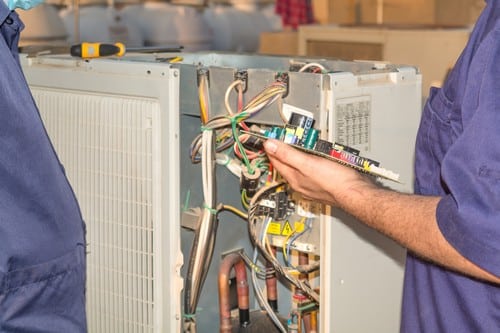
[298, 252, 314, 333]
[218, 253, 249, 333]
[266, 246, 278, 311]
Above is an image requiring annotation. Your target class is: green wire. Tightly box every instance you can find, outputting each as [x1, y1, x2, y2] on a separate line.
[229, 114, 254, 174]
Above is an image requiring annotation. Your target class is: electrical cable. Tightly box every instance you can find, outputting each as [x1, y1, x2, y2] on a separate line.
[184, 130, 219, 323]
[218, 204, 248, 220]
[284, 218, 308, 266]
[225, 79, 251, 131]
[284, 219, 320, 274]
[233, 135, 264, 161]
[251, 245, 287, 333]
[203, 81, 287, 132]
[198, 73, 210, 124]
[238, 251, 275, 279]
[248, 182, 320, 303]
[224, 79, 244, 117]
[298, 62, 327, 73]
[241, 190, 250, 210]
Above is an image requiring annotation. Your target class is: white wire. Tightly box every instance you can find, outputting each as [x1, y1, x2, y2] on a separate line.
[201, 130, 215, 205]
[298, 62, 327, 72]
[243, 94, 282, 117]
[251, 238, 287, 333]
[224, 79, 244, 116]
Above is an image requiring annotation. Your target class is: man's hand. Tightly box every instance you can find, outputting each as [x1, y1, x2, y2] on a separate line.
[263, 139, 376, 208]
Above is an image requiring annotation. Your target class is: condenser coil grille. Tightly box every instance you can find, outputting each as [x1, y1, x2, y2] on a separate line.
[33, 90, 157, 333]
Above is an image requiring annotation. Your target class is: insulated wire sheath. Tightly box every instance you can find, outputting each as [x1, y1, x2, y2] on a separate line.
[184, 130, 218, 317]
[251, 245, 287, 333]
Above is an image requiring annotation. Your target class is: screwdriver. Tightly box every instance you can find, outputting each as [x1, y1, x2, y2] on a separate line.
[70, 42, 184, 59]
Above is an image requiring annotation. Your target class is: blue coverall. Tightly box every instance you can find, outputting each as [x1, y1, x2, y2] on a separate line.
[0, 6, 87, 333]
[402, 0, 500, 331]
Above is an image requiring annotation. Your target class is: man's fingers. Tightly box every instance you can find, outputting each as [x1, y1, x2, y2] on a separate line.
[264, 139, 307, 167]
[264, 139, 332, 175]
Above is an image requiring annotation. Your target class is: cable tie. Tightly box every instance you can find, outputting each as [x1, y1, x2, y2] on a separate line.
[183, 313, 196, 319]
[200, 125, 213, 131]
[202, 203, 218, 215]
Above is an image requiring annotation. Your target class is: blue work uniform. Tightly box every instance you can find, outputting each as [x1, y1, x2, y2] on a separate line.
[0, 5, 87, 333]
[402, 0, 500, 332]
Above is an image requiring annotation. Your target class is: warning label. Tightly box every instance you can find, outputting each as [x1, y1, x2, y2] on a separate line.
[267, 222, 281, 235]
[267, 220, 305, 236]
[281, 221, 293, 236]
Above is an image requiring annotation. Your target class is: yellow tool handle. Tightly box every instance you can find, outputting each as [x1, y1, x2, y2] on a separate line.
[70, 42, 126, 59]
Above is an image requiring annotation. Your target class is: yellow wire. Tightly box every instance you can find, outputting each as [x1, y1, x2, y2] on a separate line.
[282, 217, 306, 262]
[241, 190, 250, 209]
[221, 204, 248, 220]
[199, 79, 208, 124]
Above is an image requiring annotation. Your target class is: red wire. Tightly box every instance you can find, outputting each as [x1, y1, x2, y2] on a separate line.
[237, 83, 250, 131]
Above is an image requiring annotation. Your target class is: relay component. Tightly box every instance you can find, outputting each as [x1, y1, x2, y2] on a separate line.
[256, 191, 291, 220]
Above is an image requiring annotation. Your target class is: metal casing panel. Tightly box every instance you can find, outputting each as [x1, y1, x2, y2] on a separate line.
[321, 67, 422, 333]
[21, 55, 183, 333]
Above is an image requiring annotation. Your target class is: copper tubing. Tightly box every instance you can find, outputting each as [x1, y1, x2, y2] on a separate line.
[266, 247, 278, 311]
[218, 253, 249, 333]
[298, 252, 314, 333]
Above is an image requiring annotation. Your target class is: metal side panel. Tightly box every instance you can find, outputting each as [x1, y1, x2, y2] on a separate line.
[321, 67, 422, 333]
[21, 55, 182, 333]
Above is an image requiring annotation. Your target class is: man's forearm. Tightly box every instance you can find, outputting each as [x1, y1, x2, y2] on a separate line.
[263, 139, 499, 283]
[339, 184, 500, 284]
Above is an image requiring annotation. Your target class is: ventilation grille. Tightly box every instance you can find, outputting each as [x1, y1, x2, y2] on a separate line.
[33, 89, 158, 333]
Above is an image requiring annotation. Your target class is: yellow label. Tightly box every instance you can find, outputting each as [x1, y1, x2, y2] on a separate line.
[294, 221, 305, 233]
[267, 222, 282, 235]
[282, 221, 293, 236]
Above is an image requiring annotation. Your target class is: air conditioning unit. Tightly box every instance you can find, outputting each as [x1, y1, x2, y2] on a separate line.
[22, 52, 421, 333]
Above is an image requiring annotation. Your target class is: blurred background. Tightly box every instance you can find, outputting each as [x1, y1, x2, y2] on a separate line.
[18, 0, 485, 94]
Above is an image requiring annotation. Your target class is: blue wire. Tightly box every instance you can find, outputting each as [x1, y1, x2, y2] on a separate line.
[285, 219, 312, 267]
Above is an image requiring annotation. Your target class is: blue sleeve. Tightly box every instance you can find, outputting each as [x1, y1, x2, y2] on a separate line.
[437, 25, 500, 277]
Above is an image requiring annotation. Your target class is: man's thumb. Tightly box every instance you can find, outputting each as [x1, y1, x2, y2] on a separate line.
[263, 139, 279, 155]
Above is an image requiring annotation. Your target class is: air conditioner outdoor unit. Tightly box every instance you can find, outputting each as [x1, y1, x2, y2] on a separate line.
[22, 52, 421, 333]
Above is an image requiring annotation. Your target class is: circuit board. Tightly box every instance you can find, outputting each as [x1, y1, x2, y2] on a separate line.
[241, 130, 401, 182]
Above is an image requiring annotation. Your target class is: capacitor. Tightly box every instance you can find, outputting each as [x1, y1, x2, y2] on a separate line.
[270, 126, 284, 140]
[303, 128, 319, 150]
